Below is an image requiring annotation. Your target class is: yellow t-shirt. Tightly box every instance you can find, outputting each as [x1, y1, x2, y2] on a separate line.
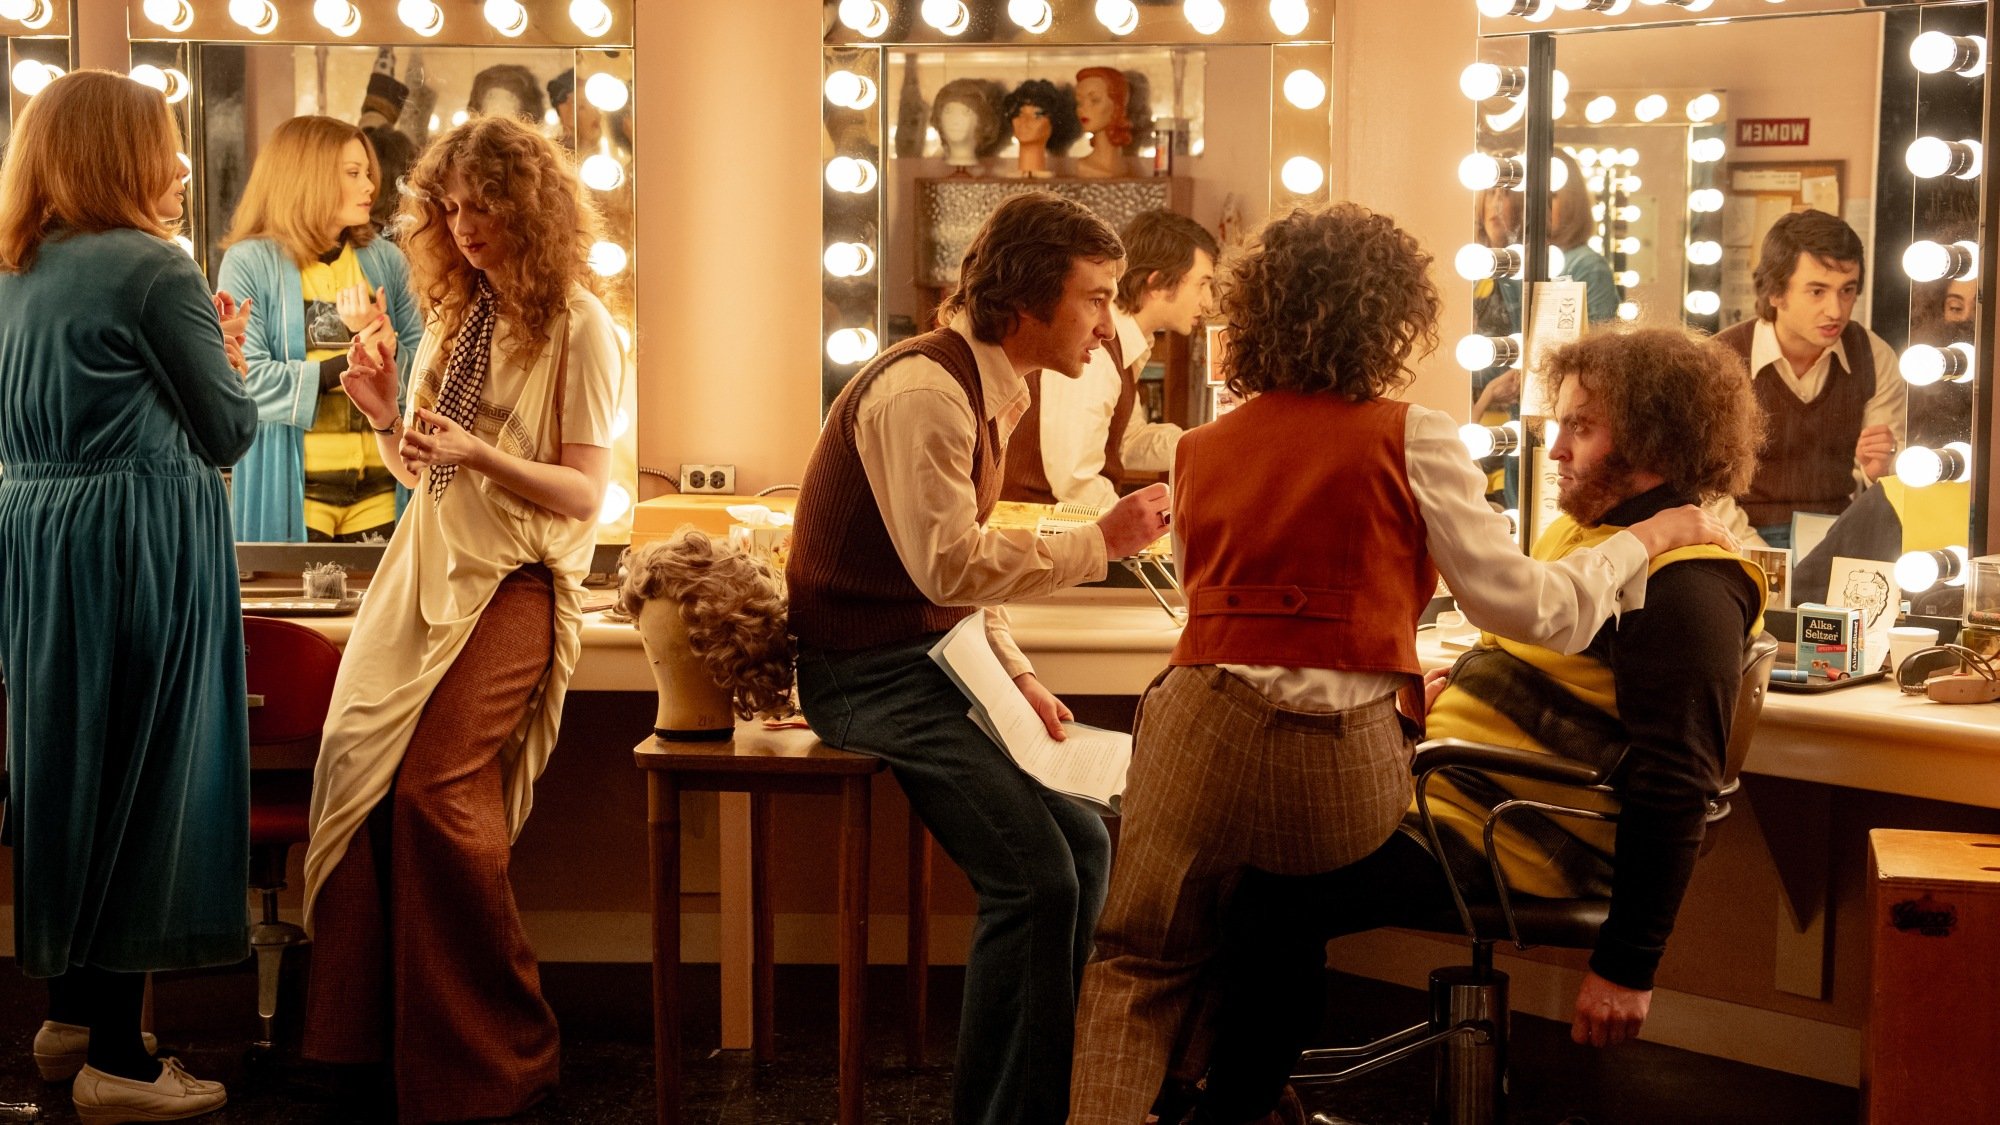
[299, 245, 393, 521]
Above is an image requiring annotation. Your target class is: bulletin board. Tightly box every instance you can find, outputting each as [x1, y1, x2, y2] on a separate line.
[1720, 160, 1846, 328]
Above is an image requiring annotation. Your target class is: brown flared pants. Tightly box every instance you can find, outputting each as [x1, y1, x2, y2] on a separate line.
[304, 564, 560, 1124]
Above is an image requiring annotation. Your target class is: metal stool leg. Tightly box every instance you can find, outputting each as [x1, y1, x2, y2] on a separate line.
[1427, 961, 1508, 1125]
[248, 887, 307, 1050]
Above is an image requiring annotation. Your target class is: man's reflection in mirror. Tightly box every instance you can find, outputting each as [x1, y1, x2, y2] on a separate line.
[1713, 210, 1903, 549]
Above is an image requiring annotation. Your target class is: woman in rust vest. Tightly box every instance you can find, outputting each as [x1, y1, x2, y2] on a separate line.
[1068, 202, 1736, 1124]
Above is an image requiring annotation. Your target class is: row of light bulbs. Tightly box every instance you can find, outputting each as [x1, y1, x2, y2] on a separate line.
[135, 0, 617, 38]
[1479, 0, 1802, 20]
[0, 0, 53, 28]
[837, 0, 1314, 39]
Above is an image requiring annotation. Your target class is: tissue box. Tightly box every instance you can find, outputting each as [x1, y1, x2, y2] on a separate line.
[1796, 602, 1864, 676]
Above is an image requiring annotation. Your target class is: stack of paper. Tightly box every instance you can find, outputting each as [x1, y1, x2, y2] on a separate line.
[927, 615, 1132, 816]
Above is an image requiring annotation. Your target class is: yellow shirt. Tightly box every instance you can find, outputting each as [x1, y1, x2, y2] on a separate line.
[300, 245, 388, 485]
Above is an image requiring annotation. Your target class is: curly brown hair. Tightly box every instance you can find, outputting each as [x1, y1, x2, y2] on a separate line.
[399, 114, 603, 353]
[618, 530, 796, 720]
[1218, 202, 1440, 400]
[1534, 326, 1764, 502]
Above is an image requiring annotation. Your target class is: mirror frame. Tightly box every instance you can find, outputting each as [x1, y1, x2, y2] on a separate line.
[818, 0, 1336, 414]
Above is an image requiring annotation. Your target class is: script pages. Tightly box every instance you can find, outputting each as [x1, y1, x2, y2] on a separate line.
[927, 614, 1133, 816]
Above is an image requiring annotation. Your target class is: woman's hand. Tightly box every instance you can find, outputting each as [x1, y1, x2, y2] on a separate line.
[337, 284, 389, 336]
[1626, 504, 1736, 557]
[340, 331, 400, 428]
[1013, 672, 1073, 740]
[213, 290, 253, 339]
[351, 312, 398, 367]
[1421, 667, 1451, 715]
[224, 333, 247, 377]
[400, 407, 484, 474]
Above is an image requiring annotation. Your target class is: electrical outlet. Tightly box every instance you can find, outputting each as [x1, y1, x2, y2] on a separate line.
[679, 464, 736, 494]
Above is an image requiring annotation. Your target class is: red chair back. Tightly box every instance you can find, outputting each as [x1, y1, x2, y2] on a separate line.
[243, 616, 342, 758]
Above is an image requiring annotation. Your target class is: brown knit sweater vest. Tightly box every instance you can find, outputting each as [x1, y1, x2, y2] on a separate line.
[1169, 391, 1438, 675]
[1715, 319, 1874, 526]
[1000, 333, 1136, 505]
[787, 328, 1002, 651]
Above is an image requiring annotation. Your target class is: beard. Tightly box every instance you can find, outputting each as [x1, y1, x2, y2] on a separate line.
[1557, 447, 1646, 526]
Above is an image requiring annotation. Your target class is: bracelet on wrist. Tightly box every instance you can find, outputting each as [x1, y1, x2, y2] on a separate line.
[370, 416, 401, 435]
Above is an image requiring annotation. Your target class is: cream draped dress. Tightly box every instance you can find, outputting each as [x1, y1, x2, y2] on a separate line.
[301, 283, 621, 929]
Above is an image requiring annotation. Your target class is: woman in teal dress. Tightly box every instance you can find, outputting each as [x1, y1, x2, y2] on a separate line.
[0, 71, 256, 1123]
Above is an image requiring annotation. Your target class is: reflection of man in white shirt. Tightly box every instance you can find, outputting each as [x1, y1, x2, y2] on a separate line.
[1001, 210, 1217, 510]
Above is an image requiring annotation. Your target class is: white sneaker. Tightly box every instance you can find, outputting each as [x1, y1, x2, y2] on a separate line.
[32, 1021, 161, 1082]
[71, 1059, 224, 1124]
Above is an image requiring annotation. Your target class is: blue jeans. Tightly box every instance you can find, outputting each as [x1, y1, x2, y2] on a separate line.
[797, 632, 1113, 1125]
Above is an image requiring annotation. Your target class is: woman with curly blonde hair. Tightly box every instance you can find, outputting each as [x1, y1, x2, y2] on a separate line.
[298, 114, 622, 1123]
[1068, 203, 1732, 1124]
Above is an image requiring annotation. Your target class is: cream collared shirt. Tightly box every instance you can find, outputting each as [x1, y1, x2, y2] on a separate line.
[851, 314, 1110, 678]
[1033, 307, 1186, 509]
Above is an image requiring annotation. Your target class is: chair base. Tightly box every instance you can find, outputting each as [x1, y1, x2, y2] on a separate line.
[1291, 964, 1509, 1125]
[249, 891, 309, 1052]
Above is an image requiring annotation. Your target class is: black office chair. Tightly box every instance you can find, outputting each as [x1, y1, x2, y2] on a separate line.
[1291, 633, 1779, 1125]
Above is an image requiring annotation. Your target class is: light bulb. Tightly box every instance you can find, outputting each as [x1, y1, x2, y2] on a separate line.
[1690, 137, 1726, 163]
[1548, 244, 1566, 277]
[1008, 0, 1053, 33]
[1546, 156, 1569, 192]
[921, 0, 969, 34]
[1634, 94, 1668, 123]
[1903, 240, 1978, 283]
[228, 0, 278, 33]
[1185, 0, 1226, 34]
[1455, 244, 1524, 281]
[1899, 342, 1975, 385]
[1895, 442, 1973, 487]
[1910, 32, 1985, 76]
[1096, 0, 1140, 35]
[583, 73, 630, 112]
[837, 0, 891, 35]
[569, 0, 613, 37]
[598, 482, 633, 526]
[1687, 240, 1723, 266]
[1585, 96, 1617, 123]
[1616, 301, 1640, 321]
[1620, 174, 1642, 192]
[1616, 270, 1639, 287]
[1618, 205, 1641, 222]
[824, 156, 879, 194]
[450, 109, 470, 127]
[1269, 0, 1310, 36]
[823, 241, 877, 278]
[826, 327, 880, 366]
[1685, 290, 1720, 316]
[1897, 547, 1967, 593]
[1455, 334, 1522, 371]
[1616, 236, 1641, 255]
[483, 0, 527, 36]
[1281, 157, 1325, 195]
[1688, 189, 1724, 213]
[1458, 153, 1506, 191]
[313, 0, 361, 36]
[1283, 70, 1327, 110]
[141, 0, 193, 32]
[1588, 236, 1604, 254]
[1906, 136, 1982, 180]
[10, 59, 54, 96]
[0, 0, 49, 27]
[1459, 423, 1497, 459]
[128, 64, 167, 92]
[580, 154, 625, 191]
[1460, 63, 1523, 103]
[1619, 147, 1639, 165]
[587, 241, 628, 277]
[397, 0, 442, 35]
[1686, 93, 1721, 122]
[824, 70, 878, 110]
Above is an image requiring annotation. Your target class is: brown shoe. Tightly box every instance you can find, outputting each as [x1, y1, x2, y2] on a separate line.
[72, 1059, 225, 1124]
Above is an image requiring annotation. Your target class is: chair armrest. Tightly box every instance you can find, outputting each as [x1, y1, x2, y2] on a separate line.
[1413, 738, 1608, 788]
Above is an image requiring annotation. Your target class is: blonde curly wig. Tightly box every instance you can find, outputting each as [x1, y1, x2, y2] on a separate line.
[618, 529, 795, 719]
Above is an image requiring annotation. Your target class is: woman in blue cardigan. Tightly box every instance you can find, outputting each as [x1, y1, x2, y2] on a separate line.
[218, 115, 424, 543]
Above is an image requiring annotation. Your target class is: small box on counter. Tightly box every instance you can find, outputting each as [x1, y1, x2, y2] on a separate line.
[1796, 602, 1864, 676]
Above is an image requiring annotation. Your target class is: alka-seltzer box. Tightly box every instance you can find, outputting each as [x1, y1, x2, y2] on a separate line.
[1796, 602, 1865, 677]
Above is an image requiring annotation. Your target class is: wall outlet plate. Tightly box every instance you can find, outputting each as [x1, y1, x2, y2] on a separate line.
[679, 464, 736, 494]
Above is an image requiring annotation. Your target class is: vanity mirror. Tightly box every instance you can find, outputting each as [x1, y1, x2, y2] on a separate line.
[1464, 0, 1990, 586]
[123, 0, 639, 557]
[821, 0, 1334, 423]
[3, 0, 71, 147]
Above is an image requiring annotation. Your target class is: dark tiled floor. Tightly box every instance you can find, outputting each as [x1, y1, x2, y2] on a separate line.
[0, 956, 1855, 1124]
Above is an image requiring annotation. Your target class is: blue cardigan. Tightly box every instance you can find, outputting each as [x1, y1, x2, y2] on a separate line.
[216, 236, 425, 542]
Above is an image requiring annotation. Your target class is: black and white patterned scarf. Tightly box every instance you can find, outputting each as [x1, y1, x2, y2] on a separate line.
[427, 275, 499, 504]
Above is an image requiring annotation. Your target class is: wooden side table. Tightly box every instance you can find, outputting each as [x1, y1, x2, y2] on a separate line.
[634, 725, 933, 1125]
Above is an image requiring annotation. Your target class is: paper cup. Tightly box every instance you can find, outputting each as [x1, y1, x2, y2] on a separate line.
[1887, 626, 1940, 673]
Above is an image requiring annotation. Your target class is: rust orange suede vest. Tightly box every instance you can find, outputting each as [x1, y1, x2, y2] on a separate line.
[1169, 391, 1437, 675]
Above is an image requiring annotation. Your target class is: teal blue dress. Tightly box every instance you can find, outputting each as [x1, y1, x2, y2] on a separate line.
[0, 228, 258, 978]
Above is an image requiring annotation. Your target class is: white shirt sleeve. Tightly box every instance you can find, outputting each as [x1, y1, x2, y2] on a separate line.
[1119, 395, 1184, 474]
[1035, 357, 1122, 509]
[1406, 406, 1650, 655]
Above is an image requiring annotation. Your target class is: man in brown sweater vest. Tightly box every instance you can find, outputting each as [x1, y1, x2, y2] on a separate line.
[1712, 209, 1903, 548]
[788, 192, 1171, 1125]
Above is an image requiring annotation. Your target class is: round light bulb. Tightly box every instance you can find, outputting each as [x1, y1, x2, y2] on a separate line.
[10, 59, 54, 96]
[921, 0, 970, 34]
[397, 0, 442, 35]
[450, 109, 470, 127]
[1095, 0, 1140, 35]
[1685, 290, 1720, 316]
[823, 241, 876, 278]
[313, 0, 361, 36]
[1585, 96, 1617, 123]
[1459, 423, 1497, 459]
[1898, 343, 1973, 386]
[483, 0, 527, 36]
[569, 0, 613, 36]
[1282, 69, 1327, 110]
[0, 0, 49, 27]
[824, 70, 878, 110]
[1895, 446, 1946, 487]
[587, 241, 628, 277]
[1008, 0, 1053, 33]
[584, 73, 630, 113]
[824, 156, 879, 194]
[1456, 335, 1498, 371]
[228, 0, 278, 33]
[141, 0, 193, 32]
[1690, 137, 1726, 163]
[129, 64, 167, 93]
[598, 482, 633, 526]
[1686, 93, 1721, 122]
[1910, 31, 1985, 77]
[1458, 153, 1503, 191]
[1618, 205, 1641, 222]
[579, 154, 625, 192]
[836, 0, 891, 35]
[1688, 189, 1724, 214]
[826, 327, 880, 366]
[1280, 156, 1325, 195]
[1185, 0, 1226, 34]
[1617, 270, 1640, 287]
[1616, 237, 1641, 255]
[1907, 136, 1953, 179]
[1455, 244, 1499, 281]
[1903, 240, 1961, 283]
[1634, 94, 1668, 122]
[1269, 0, 1310, 36]
[1548, 156, 1569, 192]
[1896, 550, 1944, 593]
[1460, 63, 1504, 102]
[1616, 301, 1640, 321]
[1687, 240, 1723, 266]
